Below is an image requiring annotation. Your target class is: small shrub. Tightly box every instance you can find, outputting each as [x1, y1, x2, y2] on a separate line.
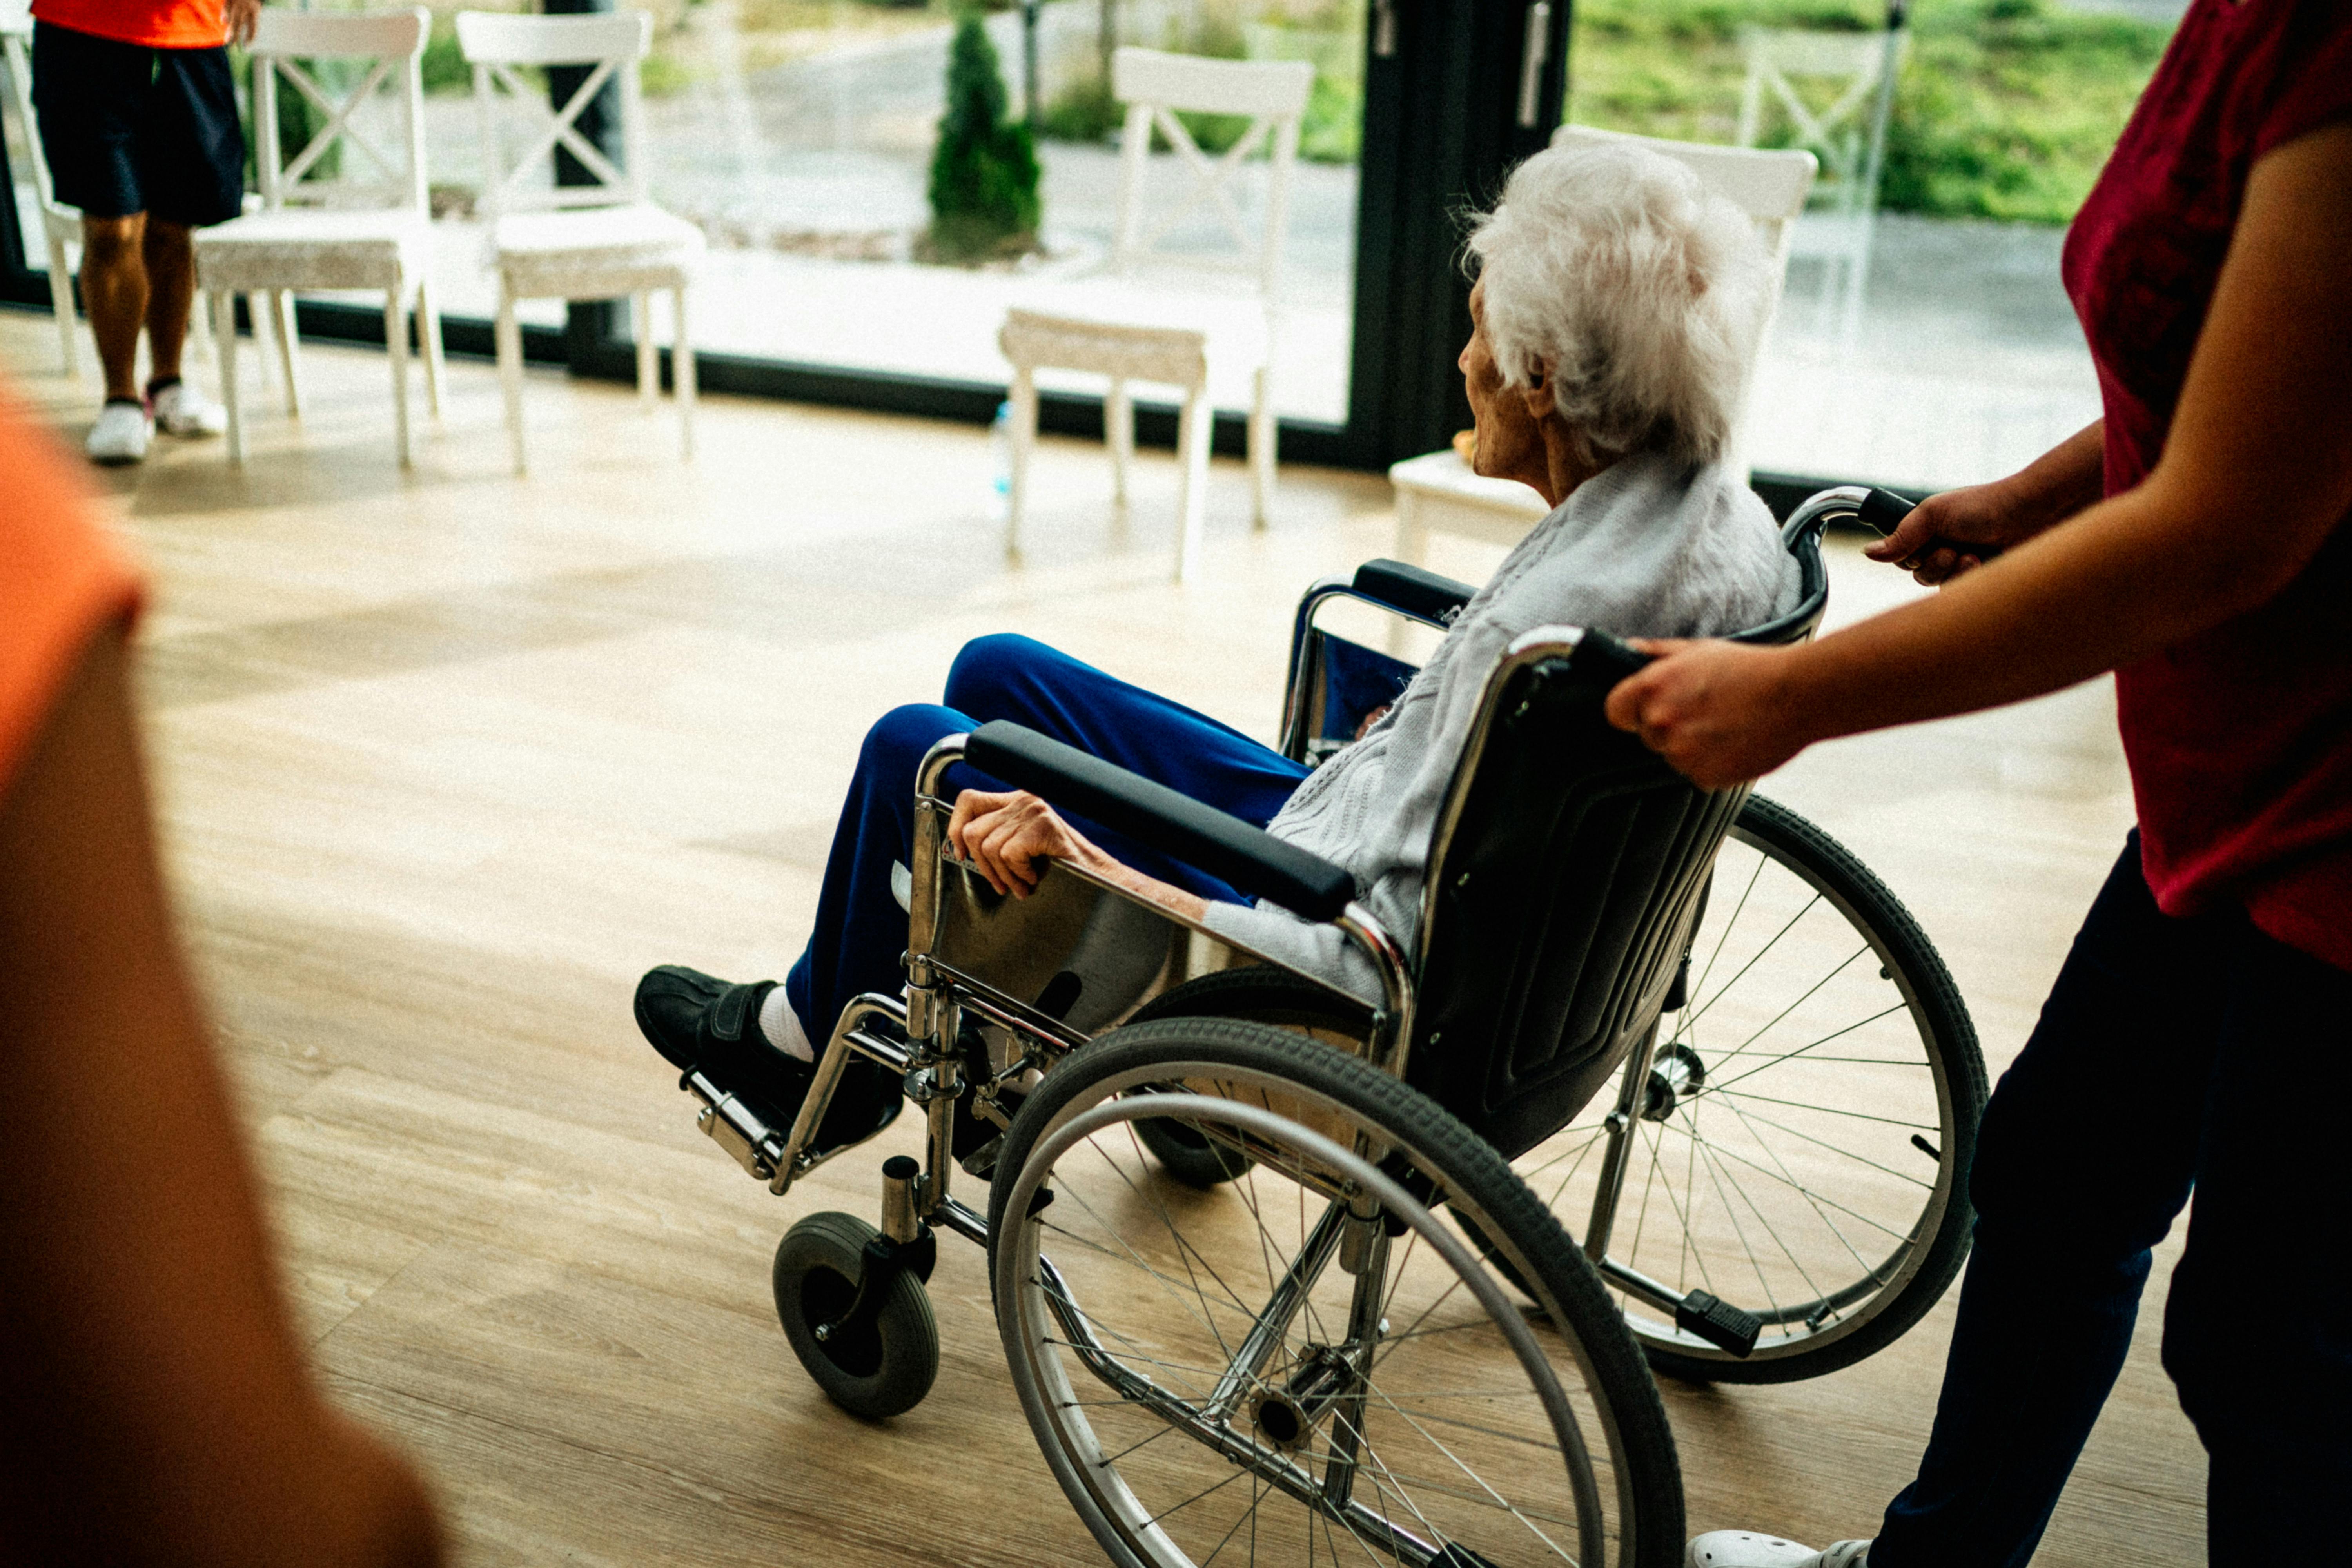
[927, 13, 1042, 261]
[1041, 73, 1121, 143]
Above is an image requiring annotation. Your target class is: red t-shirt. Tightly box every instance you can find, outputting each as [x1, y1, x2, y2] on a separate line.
[29, 0, 226, 50]
[2061, 0, 2352, 971]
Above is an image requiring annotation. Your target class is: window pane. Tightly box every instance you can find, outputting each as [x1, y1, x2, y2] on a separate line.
[612, 0, 1365, 424]
[1564, 0, 2180, 490]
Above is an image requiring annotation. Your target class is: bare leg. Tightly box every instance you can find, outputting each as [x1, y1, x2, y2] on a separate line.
[80, 214, 150, 403]
[140, 218, 198, 387]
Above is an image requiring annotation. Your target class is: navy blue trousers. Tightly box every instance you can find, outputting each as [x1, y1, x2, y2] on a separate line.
[1875, 833, 2352, 1567]
[779, 635, 1310, 1045]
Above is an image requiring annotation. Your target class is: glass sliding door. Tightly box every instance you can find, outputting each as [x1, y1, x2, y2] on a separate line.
[614, 0, 1366, 426]
[0, 0, 1564, 474]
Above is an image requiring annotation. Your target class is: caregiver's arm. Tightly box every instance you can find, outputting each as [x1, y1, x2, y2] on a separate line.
[1866, 418, 2107, 585]
[949, 788, 1210, 922]
[1608, 123, 2352, 790]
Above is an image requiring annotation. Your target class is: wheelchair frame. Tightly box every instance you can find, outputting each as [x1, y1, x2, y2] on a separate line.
[660, 482, 1979, 1566]
[683, 485, 1895, 1333]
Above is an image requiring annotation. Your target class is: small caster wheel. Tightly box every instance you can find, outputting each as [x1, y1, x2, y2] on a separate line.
[1134, 1113, 1252, 1188]
[773, 1211, 939, 1419]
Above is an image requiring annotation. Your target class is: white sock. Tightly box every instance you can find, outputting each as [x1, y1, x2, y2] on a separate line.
[758, 984, 815, 1063]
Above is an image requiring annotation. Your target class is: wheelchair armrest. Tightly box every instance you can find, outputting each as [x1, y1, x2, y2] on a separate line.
[963, 721, 1357, 922]
[1351, 559, 1476, 628]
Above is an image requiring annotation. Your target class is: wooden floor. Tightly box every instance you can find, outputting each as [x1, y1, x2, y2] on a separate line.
[2, 312, 2203, 1566]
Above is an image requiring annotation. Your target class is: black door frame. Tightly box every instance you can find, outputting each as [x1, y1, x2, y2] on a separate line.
[3, 0, 1864, 504]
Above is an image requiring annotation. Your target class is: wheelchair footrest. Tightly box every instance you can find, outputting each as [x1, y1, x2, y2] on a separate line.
[1674, 1289, 1763, 1357]
[684, 1069, 787, 1183]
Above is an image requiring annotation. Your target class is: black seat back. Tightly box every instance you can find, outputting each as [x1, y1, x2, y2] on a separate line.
[1403, 639, 1746, 1156]
[1397, 503, 1837, 1157]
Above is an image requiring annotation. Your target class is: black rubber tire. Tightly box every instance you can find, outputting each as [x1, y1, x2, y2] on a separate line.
[1123, 967, 1374, 1187]
[990, 1016, 1686, 1568]
[1634, 795, 1989, 1385]
[773, 1211, 939, 1419]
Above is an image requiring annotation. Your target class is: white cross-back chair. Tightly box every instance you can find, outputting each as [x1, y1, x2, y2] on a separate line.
[999, 45, 1313, 583]
[0, 1, 81, 376]
[193, 6, 441, 467]
[456, 9, 702, 475]
[1737, 24, 1907, 341]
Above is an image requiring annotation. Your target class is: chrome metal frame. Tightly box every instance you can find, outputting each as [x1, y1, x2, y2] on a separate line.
[684, 484, 1873, 1388]
[720, 732, 1415, 1249]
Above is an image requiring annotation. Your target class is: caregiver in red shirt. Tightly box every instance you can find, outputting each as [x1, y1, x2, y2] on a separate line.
[1632, 6, 2352, 1567]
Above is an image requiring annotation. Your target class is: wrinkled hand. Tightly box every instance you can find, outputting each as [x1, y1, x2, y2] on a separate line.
[1863, 481, 2034, 586]
[225, 0, 261, 46]
[947, 789, 1105, 898]
[1604, 639, 1810, 790]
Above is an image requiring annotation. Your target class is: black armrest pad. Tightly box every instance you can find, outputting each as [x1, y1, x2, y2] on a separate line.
[964, 722, 1357, 922]
[1352, 559, 1476, 626]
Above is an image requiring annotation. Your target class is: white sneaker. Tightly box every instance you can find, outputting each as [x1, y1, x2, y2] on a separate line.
[87, 399, 153, 465]
[1687, 1532, 1873, 1568]
[151, 379, 227, 437]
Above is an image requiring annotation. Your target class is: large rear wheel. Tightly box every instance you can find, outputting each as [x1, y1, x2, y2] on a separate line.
[991, 1017, 1685, 1568]
[1519, 795, 1987, 1383]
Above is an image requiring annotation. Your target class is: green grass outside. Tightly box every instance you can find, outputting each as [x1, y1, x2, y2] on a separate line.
[1568, 0, 2173, 224]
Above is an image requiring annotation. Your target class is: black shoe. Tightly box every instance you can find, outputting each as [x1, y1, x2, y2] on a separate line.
[633, 965, 897, 1151]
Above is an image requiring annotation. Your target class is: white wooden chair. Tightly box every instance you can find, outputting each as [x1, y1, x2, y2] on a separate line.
[456, 9, 702, 475]
[1385, 126, 1815, 573]
[194, 6, 442, 467]
[999, 45, 1314, 583]
[1, 1, 81, 376]
[1737, 24, 1908, 341]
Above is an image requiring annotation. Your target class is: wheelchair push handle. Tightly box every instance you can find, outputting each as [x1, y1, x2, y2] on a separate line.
[1855, 487, 1918, 538]
[1572, 628, 1655, 686]
[962, 722, 1358, 923]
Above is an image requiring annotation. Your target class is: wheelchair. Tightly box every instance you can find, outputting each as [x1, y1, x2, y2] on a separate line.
[672, 485, 1987, 1568]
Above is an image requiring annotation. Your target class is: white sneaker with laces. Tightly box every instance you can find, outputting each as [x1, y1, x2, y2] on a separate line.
[87, 399, 153, 465]
[1686, 1532, 1873, 1568]
[151, 379, 227, 437]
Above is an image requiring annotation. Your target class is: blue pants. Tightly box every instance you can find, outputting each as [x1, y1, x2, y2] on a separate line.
[780, 635, 1310, 1046]
[1875, 833, 2352, 1568]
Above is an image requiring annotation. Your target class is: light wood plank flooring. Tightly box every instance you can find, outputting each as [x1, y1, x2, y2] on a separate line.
[2, 313, 2201, 1565]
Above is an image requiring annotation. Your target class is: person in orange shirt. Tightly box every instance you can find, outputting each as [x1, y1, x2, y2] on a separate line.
[0, 384, 444, 1565]
[27, 0, 259, 464]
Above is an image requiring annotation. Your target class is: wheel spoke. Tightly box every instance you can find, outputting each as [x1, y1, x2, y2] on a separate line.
[1645, 1119, 1917, 1242]
[1706, 1089, 1883, 1285]
[1694, 1000, 1918, 1098]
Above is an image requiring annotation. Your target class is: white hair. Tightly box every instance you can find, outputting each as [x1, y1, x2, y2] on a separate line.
[1465, 141, 1769, 468]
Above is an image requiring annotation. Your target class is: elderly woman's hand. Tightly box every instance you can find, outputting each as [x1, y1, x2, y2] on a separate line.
[947, 789, 1108, 898]
[1605, 639, 1812, 790]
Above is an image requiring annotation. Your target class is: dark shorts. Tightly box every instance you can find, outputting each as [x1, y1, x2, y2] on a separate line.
[31, 20, 245, 227]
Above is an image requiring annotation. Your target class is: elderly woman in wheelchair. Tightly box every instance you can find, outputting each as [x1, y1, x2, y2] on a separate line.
[635, 141, 1984, 1568]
